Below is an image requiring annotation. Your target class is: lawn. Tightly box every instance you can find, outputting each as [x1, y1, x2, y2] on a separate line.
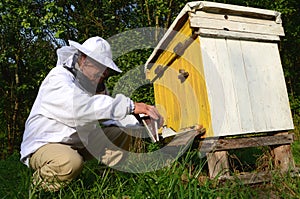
[1, 140, 299, 199]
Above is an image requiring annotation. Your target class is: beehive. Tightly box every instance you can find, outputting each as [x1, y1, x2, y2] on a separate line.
[145, 1, 294, 137]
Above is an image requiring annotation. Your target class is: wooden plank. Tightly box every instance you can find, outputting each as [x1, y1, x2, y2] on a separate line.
[196, 1, 281, 22]
[226, 39, 255, 133]
[219, 171, 273, 184]
[200, 37, 226, 137]
[196, 28, 280, 41]
[163, 130, 200, 157]
[241, 41, 294, 132]
[190, 11, 281, 25]
[176, 57, 202, 129]
[260, 43, 294, 131]
[218, 168, 300, 184]
[214, 39, 241, 135]
[190, 17, 284, 36]
[166, 130, 200, 146]
[199, 133, 294, 152]
[207, 151, 230, 178]
[241, 41, 267, 131]
[271, 144, 295, 172]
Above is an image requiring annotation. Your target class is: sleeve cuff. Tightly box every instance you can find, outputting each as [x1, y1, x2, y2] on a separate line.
[130, 100, 135, 114]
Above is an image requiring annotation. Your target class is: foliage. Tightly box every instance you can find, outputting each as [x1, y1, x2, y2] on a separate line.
[0, 0, 58, 157]
[0, 0, 299, 159]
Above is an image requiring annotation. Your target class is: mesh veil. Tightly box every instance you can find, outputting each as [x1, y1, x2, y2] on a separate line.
[56, 46, 78, 67]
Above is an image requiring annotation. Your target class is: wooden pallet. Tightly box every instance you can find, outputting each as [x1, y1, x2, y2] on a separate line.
[198, 132, 297, 184]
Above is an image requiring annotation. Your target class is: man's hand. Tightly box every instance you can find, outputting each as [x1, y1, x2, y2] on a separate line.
[133, 102, 164, 128]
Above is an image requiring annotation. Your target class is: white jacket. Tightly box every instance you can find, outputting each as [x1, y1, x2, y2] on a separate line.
[20, 65, 134, 166]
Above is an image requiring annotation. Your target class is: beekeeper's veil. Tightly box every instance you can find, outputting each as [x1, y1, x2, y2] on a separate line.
[56, 36, 122, 93]
[56, 36, 122, 72]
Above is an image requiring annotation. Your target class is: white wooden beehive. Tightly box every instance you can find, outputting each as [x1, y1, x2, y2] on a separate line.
[145, 1, 294, 137]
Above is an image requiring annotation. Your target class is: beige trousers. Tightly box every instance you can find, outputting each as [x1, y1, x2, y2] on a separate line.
[29, 126, 130, 191]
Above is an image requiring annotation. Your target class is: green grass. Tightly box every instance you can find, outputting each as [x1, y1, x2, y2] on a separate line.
[292, 140, 300, 166]
[1, 143, 300, 199]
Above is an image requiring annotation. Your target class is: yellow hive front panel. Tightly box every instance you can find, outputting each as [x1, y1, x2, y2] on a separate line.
[149, 20, 213, 136]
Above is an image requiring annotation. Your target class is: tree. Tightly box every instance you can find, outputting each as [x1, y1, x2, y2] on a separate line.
[0, 0, 57, 157]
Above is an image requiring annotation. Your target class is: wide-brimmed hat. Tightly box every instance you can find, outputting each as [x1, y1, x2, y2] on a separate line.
[68, 36, 122, 72]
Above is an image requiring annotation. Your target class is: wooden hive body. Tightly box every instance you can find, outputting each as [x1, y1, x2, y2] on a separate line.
[145, 1, 294, 137]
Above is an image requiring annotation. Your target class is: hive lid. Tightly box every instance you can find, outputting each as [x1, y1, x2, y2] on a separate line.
[145, 1, 283, 70]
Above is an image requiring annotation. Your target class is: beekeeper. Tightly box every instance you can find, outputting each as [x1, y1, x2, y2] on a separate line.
[20, 36, 164, 191]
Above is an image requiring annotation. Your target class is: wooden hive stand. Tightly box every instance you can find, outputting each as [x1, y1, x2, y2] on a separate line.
[199, 131, 298, 184]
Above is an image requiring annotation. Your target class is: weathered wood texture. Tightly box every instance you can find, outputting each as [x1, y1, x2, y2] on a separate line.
[219, 170, 273, 184]
[195, 28, 280, 41]
[271, 143, 295, 172]
[201, 132, 296, 183]
[207, 151, 230, 178]
[146, 21, 213, 134]
[190, 10, 282, 41]
[200, 37, 294, 137]
[195, 1, 281, 22]
[189, 1, 283, 41]
[167, 130, 200, 146]
[191, 11, 280, 25]
[199, 132, 294, 152]
[162, 130, 201, 159]
[218, 168, 300, 185]
[190, 15, 284, 37]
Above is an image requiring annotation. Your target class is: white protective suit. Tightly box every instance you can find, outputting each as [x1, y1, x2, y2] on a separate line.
[20, 44, 137, 167]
